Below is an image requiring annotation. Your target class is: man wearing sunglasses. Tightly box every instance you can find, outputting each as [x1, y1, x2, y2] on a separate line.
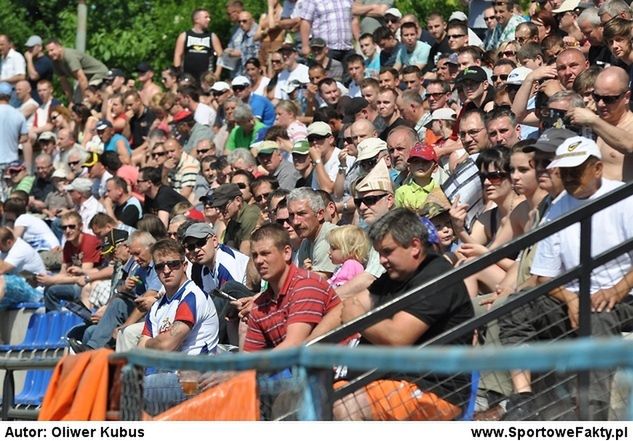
[255, 141, 299, 191]
[65, 177, 106, 234]
[231, 75, 275, 127]
[566, 66, 633, 182]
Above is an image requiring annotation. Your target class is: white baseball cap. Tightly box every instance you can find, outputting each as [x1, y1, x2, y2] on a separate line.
[506, 67, 532, 86]
[548, 136, 602, 169]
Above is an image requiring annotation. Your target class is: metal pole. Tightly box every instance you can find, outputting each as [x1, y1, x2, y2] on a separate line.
[577, 217, 592, 420]
[76, 0, 87, 52]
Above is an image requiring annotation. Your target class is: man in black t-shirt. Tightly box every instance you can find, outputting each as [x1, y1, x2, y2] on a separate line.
[332, 208, 474, 421]
[123, 90, 156, 149]
[105, 176, 143, 228]
[137, 167, 187, 227]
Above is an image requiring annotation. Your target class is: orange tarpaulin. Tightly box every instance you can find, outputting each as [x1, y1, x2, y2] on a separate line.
[38, 348, 112, 421]
[152, 370, 259, 421]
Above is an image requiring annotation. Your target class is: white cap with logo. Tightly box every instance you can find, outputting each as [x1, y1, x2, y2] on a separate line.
[548, 136, 602, 169]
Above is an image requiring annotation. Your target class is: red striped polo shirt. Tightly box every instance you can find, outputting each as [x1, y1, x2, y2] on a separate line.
[244, 264, 340, 351]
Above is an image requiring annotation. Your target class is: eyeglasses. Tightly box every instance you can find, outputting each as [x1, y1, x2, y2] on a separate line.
[480, 171, 509, 184]
[255, 192, 271, 203]
[459, 127, 485, 139]
[68, 161, 80, 167]
[155, 259, 183, 272]
[591, 92, 625, 105]
[152, 151, 167, 158]
[344, 137, 354, 144]
[184, 237, 209, 252]
[447, 34, 466, 39]
[232, 85, 247, 92]
[61, 224, 77, 230]
[235, 182, 247, 189]
[276, 217, 290, 226]
[353, 193, 388, 208]
[501, 50, 516, 58]
[491, 74, 509, 82]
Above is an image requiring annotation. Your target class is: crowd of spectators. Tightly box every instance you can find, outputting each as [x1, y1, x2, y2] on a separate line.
[2, 0, 633, 421]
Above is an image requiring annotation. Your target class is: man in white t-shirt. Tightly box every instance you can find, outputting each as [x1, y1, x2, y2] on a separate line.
[4, 197, 59, 251]
[499, 136, 633, 421]
[274, 46, 309, 101]
[306, 121, 354, 192]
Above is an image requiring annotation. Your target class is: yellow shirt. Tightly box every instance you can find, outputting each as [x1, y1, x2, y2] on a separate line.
[395, 179, 437, 212]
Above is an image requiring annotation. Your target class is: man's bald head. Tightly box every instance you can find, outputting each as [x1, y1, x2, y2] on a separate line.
[595, 66, 631, 124]
[351, 119, 378, 145]
[598, 66, 630, 88]
[556, 48, 589, 90]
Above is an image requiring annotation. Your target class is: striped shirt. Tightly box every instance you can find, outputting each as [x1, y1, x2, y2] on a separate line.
[244, 265, 340, 351]
[299, 0, 353, 51]
[142, 279, 219, 355]
[168, 151, 200, 192]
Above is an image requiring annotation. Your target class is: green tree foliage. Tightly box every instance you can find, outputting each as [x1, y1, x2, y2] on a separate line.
[1, 0, 465, 74]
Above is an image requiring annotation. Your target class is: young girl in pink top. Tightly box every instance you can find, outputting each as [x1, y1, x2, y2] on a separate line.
[327, 225, 371, 288]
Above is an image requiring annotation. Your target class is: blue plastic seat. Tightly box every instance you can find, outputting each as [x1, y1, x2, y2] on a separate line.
[16, 369, 53, 406]
[45, 311, 73, 349]
[0, 313, 44, 351]
[30, 312, 56, 350]
[14, 370, 37, 405]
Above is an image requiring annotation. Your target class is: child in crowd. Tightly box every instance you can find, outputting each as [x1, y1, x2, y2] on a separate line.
[422, 202, 459, 259]
[395, 142, 438, 213]
[326, 225, 370, 288]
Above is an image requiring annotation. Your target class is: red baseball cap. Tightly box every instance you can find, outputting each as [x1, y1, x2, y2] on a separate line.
[408, 142, 437, 163]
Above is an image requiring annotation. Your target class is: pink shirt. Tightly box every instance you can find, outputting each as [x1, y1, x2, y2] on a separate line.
[328, 259, 364, 287]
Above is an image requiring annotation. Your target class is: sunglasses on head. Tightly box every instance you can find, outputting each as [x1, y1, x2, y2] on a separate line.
[353, 193, 388, 208]
[480, 171, 509, 184]
[591, 92, 625, 105]
[184, 236, 209, 252]
[155, 259, 183, 272]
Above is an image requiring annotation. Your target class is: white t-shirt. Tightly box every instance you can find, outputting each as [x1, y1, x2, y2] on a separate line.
[531, 178, 633, 295]
[1, 237, 46, 275]
[311, 147, 355, 190]
[275, 63, 310, 100]
[15, 214, 60, 251]
[252, 77, 271, 97]
[194, 102, 217, 126]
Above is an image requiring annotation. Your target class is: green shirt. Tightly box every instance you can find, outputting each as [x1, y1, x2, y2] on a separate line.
[224, 203, 262, 250]
[395, 179, 436, 213]
[14, 176, 35, 194]
[53, 48, 108, 83]
[225, 121, 266, 151]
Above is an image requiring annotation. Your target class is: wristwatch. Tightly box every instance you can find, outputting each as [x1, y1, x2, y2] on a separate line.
[338, 166, 347, 174]
[313, 159, 322, 165]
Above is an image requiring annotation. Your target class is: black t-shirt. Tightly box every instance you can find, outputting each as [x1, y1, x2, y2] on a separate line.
[427, 37, 451, 71]
[367, 254, 475, 406]
[114, 198, 142, 228]
[143, 186, 187, 216]
[129, 107, 156, 149]
[379, 117, 413, 141]
[30, 176, 55, 206]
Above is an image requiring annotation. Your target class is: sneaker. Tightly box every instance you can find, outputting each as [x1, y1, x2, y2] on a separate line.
[67, 338, 93, 354]
[501, 393, 540, 421]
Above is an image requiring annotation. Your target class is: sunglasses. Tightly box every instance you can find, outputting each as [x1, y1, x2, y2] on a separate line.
[353, 193, 388, 208]
[68, 161, 80, 167]
[155, 259, 183, 272]
[426, 91, 446, 99]
[491, 74, 509, 82]
[447, 34, 466, 39]
[271, 59, 282, 64]
[275, 217, 290, 226]
[212, 90, 227, 97]
[501, 50, 516, 57]
[591, 92, 625, 105]
[235, 182, 247, 189]
[480, 171, 509, 184]
[255, 192, 271, 203]
[197, 148, 211, 155]
[152, 151, 167, 158]
[61, 224, 77, 230]
[359, 156, 379, 170]
[307, 134, 328, 143]
[344, 137, 354, 144]
[385, 17, 399, 23]
[184, 237, 209, 252]
[484, 16, 496, 21]
[232, 85, 247, 92]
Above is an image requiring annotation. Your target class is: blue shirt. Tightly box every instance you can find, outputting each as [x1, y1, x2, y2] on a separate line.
[104, 133, 131, 155]
[249, 94, 276, 127]
[0, 104, 26, 163]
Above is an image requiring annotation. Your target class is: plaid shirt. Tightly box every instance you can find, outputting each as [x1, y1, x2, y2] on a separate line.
[228, 23, 261, 76]
[487, 14, 527, 50]
[299, 0, 353, 51]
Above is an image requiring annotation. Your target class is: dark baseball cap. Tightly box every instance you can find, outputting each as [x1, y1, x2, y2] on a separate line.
[310, 38, 327, 48]
[200, 183, 242, 208]
[455, 66, 487, 84]
[100, 229, 129, 255]
[136, 62, 152, 74]
[105, 68, 125, 81]
[532, 128, 577, 153]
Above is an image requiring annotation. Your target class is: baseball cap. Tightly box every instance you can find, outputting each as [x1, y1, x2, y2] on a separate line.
[506, 67, 532, 86]
[231, 76, 251, 88]
[283, 79, 304, 95]
[65, 177, 93, 193]
[38, 131, 57, 142]
[257, 140, 280, 155]
[184, 223, 216, 239]
[385, 8, 402, 18]
[0, 82, 12, 96]
[408, 142, 438, 163]
[292, 140, 310, 155]
[455, 66, 487, 84]
[83, 152, 100, 168]
[210, 82, 230, 92]
[136, 62, 152, 74]
[356, 138, 388, 161]
[307, 121, 332, 137]
[25, 35, 42, 47]
[548, 136, 602, 169]
[173, 109, 193, 123]
[185, 208, 205, 222]
[6, 161, 24, 172]
[51, 169, 68, 179]
[449, 11, 468, 22]
[95, 119, 113, 131]
[105, 68, 125, 81]
[101, 229, 129, 256]
[425, 108, 457, 127]
[552, 0, 581, 13]
[532, 128, 577, 153]
[310, 37, 327, 49]
[446, 53, 459, 65]
[201, 183, 242, 208]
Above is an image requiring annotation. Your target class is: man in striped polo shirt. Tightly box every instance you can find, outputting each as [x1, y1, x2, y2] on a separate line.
[244, 223, 340, 351]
